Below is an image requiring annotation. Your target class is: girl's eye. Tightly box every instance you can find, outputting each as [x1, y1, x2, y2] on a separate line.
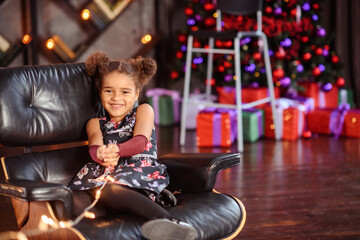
[123, 91, 130, 94]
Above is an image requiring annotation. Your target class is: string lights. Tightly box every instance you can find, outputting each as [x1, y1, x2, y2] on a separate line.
[0, 175, 114, 240]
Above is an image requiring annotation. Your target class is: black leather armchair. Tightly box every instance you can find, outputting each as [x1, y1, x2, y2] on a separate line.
[0, 63, 246, 239]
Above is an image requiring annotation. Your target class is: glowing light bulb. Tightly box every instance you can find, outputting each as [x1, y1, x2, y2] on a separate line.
[96, 190, 101, 199]
[84, 211, 96, 219]
[22, 34, 32, 45]
[46, 39, 54, 49]
[141, 34, 152, 44]
[81, 9, 91, 20]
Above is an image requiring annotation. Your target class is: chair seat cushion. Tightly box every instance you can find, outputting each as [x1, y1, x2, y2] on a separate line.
[74, 192, 243, 240]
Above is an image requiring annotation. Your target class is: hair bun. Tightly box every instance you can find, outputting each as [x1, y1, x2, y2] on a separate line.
[85, 52, 109, 76]
[139, 57, 157, 78]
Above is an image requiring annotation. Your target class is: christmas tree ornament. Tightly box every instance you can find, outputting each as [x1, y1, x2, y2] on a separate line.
[273, 68, 285, 79]
[265, 6, 273, 14]
[297, 64, 304, 72]
[323, 49, 329, 57]
[301, 36, 309, 43]
[274, 6, 282, 15]
[170, 71, 179, 79]
[303, 52, 312, 61]
[280, 77, 291, 87]
[321, 82, 333, 92]
[312, 67, 321, 77]
[331, 55, 339, 64]
[176, 51, 183, 59]
[302, 3, 311, 11]
[316, 28, 326, 37]
[336, 77, 345, 87]
[184, 7, 193, 16]
[318, 64, 325, 72]
[315, 47, 323, 55]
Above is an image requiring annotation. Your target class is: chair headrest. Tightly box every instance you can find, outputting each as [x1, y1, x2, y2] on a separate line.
[0, 63, 99, 146]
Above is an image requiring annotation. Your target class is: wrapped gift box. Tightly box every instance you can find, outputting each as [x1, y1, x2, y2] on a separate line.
[196, 108, 237, 147]
[298, 82, 338, 109]
[186, 93, 216, 129]
[343, 109, 360, 138]
[307, 107, 360, 138]
[242, 108, 264, 143]
[264, 98, 306, 140]
[216, 86, 280, 108]
[146, 88, 181, 126]
[338, 88, 355, 108]
[284, 96, 315, 113]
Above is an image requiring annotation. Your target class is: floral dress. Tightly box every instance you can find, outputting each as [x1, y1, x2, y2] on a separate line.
[69, 106, 169, 200]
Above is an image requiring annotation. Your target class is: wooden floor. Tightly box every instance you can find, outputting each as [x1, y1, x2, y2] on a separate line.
[1, 126, 360, 239]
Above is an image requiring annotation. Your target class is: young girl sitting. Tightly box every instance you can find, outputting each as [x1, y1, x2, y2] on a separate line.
[69, 52, 197, 240]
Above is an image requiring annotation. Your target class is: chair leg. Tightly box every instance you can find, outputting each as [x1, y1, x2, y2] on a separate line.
[234, 36, 244, 152]
[205, 37, 214, 102]
[260, 32, 281, 140]
[180, 35, 194, 146]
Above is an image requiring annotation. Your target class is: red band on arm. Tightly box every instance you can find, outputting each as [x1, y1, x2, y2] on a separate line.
[117, 135, 148, 157]
[89, 145, 102, 164]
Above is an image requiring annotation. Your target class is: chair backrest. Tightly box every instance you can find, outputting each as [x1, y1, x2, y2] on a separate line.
[0, 63, 100, 147]
[218, 0, 263, 16]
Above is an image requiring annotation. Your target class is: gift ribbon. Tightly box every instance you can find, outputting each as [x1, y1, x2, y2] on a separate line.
[329, 103, 350, 139]
[213, 113, 222, 146]
[146, 88, 182, 125]
[217, 108, 237, 142]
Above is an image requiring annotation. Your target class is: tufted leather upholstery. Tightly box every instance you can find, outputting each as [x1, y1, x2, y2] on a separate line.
[0, 63, 98, 146]
[0, 63, 245, 239]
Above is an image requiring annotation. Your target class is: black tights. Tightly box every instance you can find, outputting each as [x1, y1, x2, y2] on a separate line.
[73, 183, 172, 220]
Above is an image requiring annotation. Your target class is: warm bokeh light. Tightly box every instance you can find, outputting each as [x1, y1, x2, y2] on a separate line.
[141, 34, 152, 44]
[22, 34, 32, 45]
[81, 9, 91, 20]
[84, 211, 96, 219]
[46, 39, 54, 49]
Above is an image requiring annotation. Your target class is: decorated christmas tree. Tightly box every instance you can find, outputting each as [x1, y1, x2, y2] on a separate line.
[169, 0, 345, 94]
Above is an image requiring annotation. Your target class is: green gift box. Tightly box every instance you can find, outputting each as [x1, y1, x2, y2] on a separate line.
[146, 88, 181, 126]
[339, 88, 355, 108]
[242, 109, 264, 143]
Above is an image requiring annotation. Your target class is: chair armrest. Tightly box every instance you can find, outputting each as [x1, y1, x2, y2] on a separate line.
[158, 153, 241, 192]
[0, 179, 73, 218]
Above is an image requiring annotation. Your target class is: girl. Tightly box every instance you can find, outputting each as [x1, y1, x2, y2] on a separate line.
[69, 52, 197, 240]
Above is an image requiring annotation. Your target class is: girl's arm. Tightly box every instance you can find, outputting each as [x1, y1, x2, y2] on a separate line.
[87, 118, 119, 167]
[133, 103, 155, 140]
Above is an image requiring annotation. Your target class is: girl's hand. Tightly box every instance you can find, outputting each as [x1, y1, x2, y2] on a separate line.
[101, 144, 120, 167]
[96, 145, 107, 161]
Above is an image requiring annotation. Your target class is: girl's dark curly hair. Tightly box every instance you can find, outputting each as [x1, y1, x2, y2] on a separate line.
[85, 52, 157, 91]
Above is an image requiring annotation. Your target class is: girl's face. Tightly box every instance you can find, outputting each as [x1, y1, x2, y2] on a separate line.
[100, 72, 139, 123]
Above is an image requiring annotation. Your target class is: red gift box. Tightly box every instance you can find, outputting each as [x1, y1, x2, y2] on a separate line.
[264, 99, 305, 140]
[216, 86, 280, 107]
[298, 82, 338, 109]
[307, 108, 360, 138]
[196, 109, 236, 147]
[343, 110, 360, 138]
[307, 109, 333, 135]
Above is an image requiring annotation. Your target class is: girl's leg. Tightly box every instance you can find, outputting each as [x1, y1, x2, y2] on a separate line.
[99, 183, 173, 220]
